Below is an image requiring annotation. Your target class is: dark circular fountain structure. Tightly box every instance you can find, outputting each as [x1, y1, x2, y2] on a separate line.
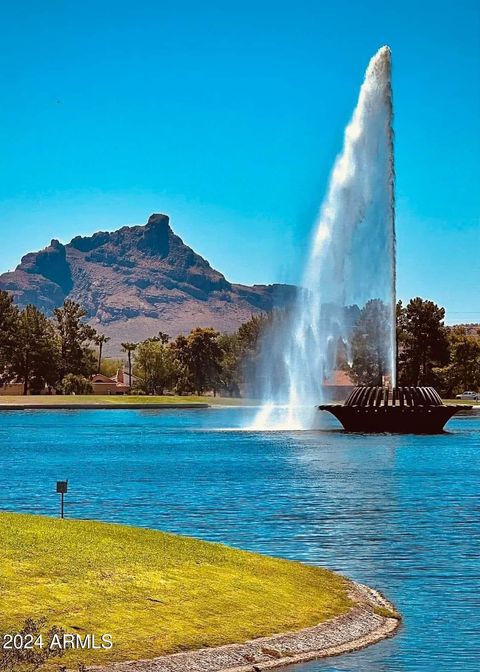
[318, 386, 470, 433]
[251, 48, 473, 435]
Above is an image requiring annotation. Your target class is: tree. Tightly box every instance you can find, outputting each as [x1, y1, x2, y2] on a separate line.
[0, 617, 66, 672]
[396, 299, 406, 375]
[171, 334, 192, 393]
[0, 290, 19, 385]
[13, 305, 59, 395]
[134, 340, 177, 394]
[449, 328, 480, 391]
[397, 298, 450, 386]
[349, 299, 391, 385]
[237, 313, 268, 352]
[218, 333, 242, 397]
[173, 328, 224, 396]
[53, 300, 97, 380]
[121, 342, 138, 389]
[100, 358, 124, 378]
[59, 373, 93, 395]
[435, 327, 480, 397]
[236, 313, 271, 393]
[94, 334, 110, 374]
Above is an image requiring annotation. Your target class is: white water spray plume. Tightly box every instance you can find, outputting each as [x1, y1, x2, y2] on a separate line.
[252, 46, 396, 430]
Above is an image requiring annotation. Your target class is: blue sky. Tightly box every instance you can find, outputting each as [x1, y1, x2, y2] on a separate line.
[0, 0, 478, 323]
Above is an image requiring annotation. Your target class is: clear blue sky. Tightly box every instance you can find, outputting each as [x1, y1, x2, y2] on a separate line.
[0, 0, 478, 323]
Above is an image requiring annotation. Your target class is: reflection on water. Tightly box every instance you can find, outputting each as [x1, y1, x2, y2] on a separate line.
[0, 407, 479, 671]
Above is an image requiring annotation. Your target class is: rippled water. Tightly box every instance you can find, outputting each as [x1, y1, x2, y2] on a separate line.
[1, 407, 479, 671]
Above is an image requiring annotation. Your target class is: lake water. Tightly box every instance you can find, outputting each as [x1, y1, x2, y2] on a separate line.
[0, 407, 479, 671]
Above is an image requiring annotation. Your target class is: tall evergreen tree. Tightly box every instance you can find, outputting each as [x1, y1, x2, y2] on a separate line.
[397, 298, 450, 386]
[0, 290, 19, 385]
[13, 305, 59, 394]
[53, 300, 97, 379]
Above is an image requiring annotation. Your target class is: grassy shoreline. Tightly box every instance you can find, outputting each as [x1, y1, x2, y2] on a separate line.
[0, 513, 352, 667]
[442, 398, 480, 406]
[0, 394, 246, 407]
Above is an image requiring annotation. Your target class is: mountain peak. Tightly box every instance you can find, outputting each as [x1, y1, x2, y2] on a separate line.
[138, 213, 172, 257]
[146, 213, 170, 228]
[0, 213, 296, 354]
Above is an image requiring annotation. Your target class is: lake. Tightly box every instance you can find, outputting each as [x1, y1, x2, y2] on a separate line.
[0, 407, 479, 671]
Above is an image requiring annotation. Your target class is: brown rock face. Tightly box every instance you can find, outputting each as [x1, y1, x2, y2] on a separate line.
[0, 214, 296, 354]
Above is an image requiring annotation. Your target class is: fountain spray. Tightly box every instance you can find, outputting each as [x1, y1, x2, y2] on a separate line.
[253, 47, 396, 430]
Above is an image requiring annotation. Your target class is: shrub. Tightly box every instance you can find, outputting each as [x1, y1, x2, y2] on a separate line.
[0, 618, 65, 671]
[59, 374, 93, 395]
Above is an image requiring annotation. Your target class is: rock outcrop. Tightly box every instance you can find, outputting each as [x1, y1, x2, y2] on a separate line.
[0, 214, 296, 353]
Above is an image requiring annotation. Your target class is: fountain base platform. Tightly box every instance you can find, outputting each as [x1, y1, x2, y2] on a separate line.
[319, 386, 470, 433]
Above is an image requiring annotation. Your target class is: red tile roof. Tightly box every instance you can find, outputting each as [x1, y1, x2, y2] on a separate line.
[324, 370, 354, 386]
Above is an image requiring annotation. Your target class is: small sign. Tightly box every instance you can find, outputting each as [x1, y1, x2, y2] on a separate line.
[56, 480, 68, 494]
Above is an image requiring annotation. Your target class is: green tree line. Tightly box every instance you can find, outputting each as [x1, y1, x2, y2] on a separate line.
[0, 290, 265, 396]
[1, 289, 478, 397]
[0, 294, 98, 395]
[348, 297, 480, 395]
[126, 314, 266, 396]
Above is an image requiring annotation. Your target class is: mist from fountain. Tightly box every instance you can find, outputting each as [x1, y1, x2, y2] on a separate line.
[252, 46, 396, 430]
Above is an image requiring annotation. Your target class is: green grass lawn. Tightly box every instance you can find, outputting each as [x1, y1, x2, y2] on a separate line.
[0, 394, 247, 406]
[2, 395, 475, 408]
[0, 513, 352, 666]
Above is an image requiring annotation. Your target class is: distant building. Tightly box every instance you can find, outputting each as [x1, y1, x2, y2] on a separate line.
[0, 381, 23, 395]
[114, 367, 141, 390]
[90, 373, 129, 395]
[90, 367, 141, 395]
[0, 369, 139, 396]
[0, 380, 56, 395]
[322, 370, 355, 402]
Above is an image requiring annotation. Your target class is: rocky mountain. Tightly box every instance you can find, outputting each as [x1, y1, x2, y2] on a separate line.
[0, 214, 296, 353]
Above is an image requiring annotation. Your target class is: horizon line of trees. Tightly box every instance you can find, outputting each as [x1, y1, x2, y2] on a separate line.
[347, 297, 480, 395]
[0, 289, 479, 397]
[0, 290, 264, 396]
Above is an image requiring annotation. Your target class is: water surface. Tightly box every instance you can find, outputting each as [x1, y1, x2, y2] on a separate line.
[0, 407, 478, 671]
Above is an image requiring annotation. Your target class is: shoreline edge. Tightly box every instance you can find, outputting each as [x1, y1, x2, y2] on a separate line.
[91, 581, 400, 672]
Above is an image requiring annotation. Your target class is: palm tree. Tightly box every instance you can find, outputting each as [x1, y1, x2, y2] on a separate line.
[121, 342, 138, 390]
[94, 334, 110, 374]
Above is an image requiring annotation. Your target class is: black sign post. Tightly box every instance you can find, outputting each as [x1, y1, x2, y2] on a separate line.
[56, 480, 68, 518]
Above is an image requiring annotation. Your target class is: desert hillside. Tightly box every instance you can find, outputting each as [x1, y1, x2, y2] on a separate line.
[0, 214, 295, 353]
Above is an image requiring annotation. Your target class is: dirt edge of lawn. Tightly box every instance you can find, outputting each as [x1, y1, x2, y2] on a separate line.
[91, 581, 400, 672]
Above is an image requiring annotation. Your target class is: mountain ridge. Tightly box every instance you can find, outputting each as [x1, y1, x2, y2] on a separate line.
[0, 214, 296, 354]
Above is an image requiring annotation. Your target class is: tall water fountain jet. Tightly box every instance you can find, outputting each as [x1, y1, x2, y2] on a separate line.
[252, 46, 396, 430]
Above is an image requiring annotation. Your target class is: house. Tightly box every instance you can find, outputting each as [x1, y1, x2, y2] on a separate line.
[322, 370, 355, 401]
[114, 367, 141, 390]
[90, 373, 130, 395]
[0, 380, 57, 395]
[0, 381, 24, 395]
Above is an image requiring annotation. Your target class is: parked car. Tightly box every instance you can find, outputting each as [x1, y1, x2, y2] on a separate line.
[455, 391, 480, 401]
